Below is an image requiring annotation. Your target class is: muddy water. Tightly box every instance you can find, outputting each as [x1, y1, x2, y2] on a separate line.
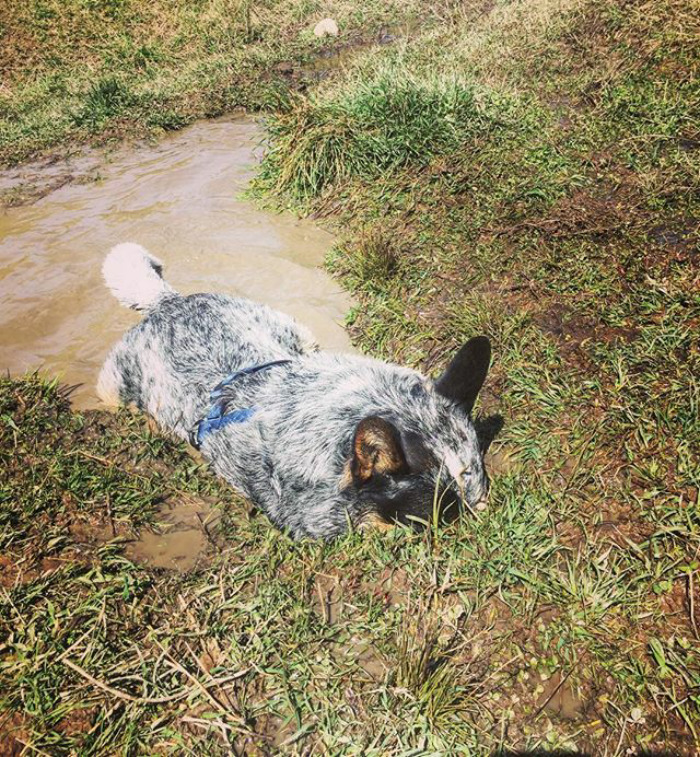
[0, 117, 353, 410]
[125, 499, 214, 572]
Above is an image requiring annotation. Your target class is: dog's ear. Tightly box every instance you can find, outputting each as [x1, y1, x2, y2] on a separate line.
[352, 416, 407, 483]
[435, 336, 491, 413]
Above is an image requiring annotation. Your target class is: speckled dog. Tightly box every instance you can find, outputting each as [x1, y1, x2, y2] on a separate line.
[98, 243, 492, 539]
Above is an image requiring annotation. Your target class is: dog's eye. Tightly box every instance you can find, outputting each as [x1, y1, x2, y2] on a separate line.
[461, 469, 472, 480]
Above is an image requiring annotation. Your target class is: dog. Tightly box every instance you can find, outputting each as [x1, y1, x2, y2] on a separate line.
[98, 243, 492, 539]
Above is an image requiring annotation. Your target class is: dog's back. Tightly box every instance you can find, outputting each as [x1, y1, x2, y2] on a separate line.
[98, 243, 317, 434]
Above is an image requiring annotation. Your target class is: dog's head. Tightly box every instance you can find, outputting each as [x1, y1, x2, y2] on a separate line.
[348, 336, 492, 529]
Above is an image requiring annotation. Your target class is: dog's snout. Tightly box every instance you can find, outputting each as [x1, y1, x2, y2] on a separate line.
[462, 470, 489, 512]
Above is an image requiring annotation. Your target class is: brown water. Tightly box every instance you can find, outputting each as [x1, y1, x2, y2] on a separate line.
[125, 498, 215, 572]
[0, 117, 353, 409]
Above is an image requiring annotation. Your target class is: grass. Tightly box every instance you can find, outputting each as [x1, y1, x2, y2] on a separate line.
[251, 0, 700, 751]
[0, 375, 582, 754]
[257, 73, 524, 199]
[1, 0, 699, 753]
[0, 0, 433, 166]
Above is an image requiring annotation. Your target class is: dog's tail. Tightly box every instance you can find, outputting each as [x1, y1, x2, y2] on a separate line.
[102, 243, 176, 311]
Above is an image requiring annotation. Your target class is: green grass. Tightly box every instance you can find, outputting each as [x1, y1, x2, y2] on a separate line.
[252, 0, 700, 751]
[0, 0, 432, 166]
[256, 71, 528, 199]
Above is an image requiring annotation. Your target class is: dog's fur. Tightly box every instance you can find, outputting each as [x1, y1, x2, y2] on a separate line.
[98, 243, 492, 539]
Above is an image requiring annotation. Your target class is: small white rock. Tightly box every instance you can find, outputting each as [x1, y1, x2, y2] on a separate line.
[630, 707, 645, 723]
[314, 18, 339, 37]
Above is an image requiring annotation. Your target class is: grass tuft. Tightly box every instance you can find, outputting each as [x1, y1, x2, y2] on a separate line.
[334, 224, 400, 287]
[71, 77, 134, 127]
[256, 67, 524, 200]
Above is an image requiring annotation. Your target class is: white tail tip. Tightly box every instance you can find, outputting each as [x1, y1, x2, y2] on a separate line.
[102, 243, 175, 311]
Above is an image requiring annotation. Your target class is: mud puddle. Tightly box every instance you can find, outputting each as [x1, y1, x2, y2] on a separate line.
[126, 498, 215, 572]
[0, 116, 354, 410]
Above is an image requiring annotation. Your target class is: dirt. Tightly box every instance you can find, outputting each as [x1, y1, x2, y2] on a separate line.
[56, 707, 98, 737]
[537, 671, 587, 721]
[0, 713, 29, 757]
[126, 497, 216, 572]
[0, 556, 18, 589]
[373, 566, 412, 609]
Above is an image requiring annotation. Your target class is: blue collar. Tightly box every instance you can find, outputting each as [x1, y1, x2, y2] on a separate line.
[190, 359, 292, 449]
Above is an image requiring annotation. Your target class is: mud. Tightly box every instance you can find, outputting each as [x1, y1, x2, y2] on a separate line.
[126, 498, 215, 572]
[537, 671, 587, 721]
[275, 24, 414, 87]
[0, 116, 353, 410]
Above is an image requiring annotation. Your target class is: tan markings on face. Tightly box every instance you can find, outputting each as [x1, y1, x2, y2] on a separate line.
[357, 512, 396, 532]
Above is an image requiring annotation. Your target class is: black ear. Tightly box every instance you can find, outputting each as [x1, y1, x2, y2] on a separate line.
[351, 416, 407, 484]
[435, 336, 491, 413]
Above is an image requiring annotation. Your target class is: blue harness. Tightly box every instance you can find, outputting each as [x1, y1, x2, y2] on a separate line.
[190, 359, 291, 449]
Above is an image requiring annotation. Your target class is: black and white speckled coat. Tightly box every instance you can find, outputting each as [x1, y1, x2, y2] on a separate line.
[98, 243, 492, 539]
